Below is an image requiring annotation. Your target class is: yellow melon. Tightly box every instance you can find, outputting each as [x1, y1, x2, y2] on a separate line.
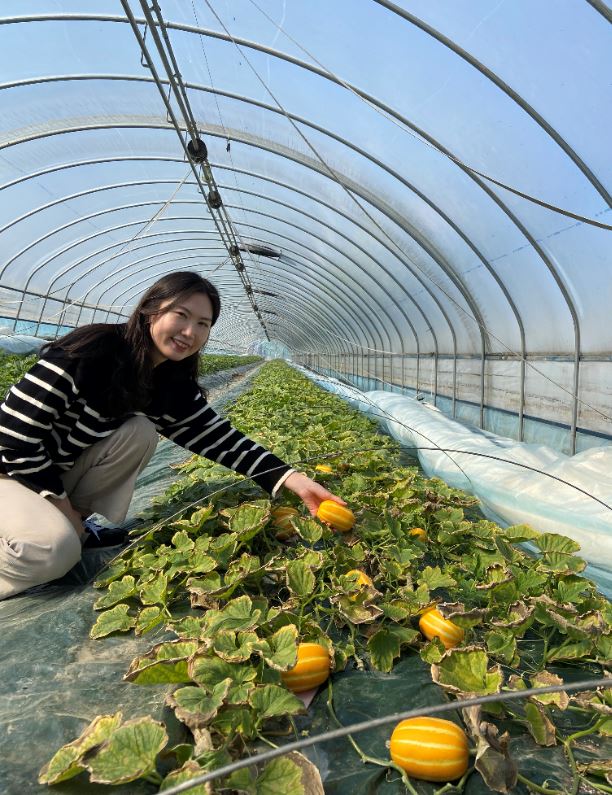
[418, 608, 464, 650]
[389, 717, 469, 782]
[316, 500, 355, 532]
[280, 642, 330, 693]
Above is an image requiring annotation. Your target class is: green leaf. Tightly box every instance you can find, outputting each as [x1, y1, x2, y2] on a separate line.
[135, 606, 164, 636]
[85, 716, 168, 784]
[533, 533, 581, 554]
[93, 560, 129, 589]
[501, 524, 541, 542]
[260, 625, 299, 671]
[38, 713, 122, 784]
[417, 565, 456, 590]
[249, 684, 305, 719]
[524, 702, 557, 746]
[89, 604, 136, 639]
[378, 600, 412, 621]
[293, 517, 323, 545]
[223, 500, 270, 541]
[432, 647, 503, 695]
[367, 626, 419, 673]
[124, 641, 198, 684]
[286, 560, 315, 598]
[93, 575, 137, 610]
[171, 530, 195, 551]
[598, 718, 612, 737]
[160, 760, 211, 794]
[139, 573, 169, 605]
[595, 634, 612, 660]
[538, 552, 587, 575]
[256, 756, 305, 795]
[336, 596, 383, 625]
[420, 638, 446, 664]
[211, 705, 257, 739]
[189, 656, 257, 704]
[486, 628, 518, 666]
[206, 595, 263, 633]
[546, 639, 593, 662]
[167, 680, 231, 730]
[225, 553, 262, 586]
[213, 630, 260, 662]
[529, 672, 568, 709]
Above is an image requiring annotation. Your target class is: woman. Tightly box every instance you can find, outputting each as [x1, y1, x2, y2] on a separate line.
[0, 272, 343, 599]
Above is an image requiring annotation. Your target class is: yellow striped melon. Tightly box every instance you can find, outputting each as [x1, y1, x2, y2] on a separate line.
[409, 527, 427, 541]
[418, 608, 464, 650]
[316, 500, 355, 532]
[271, 506, 299, 530]
[345, 569, 372, 600]
[280, 642, 330, 693]
[389, 717, 469, 782]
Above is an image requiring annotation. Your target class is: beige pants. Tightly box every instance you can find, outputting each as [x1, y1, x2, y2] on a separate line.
[0, 416, 158, 600]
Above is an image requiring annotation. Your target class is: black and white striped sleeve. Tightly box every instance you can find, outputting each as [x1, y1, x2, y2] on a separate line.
[156, 386, 293, 495]
[0, 356, 79, 499]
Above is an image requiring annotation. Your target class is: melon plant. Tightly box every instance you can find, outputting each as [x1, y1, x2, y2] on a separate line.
[38, 361, 612, 795]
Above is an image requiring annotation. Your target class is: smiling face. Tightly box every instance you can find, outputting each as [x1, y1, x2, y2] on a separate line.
[148, 291, 214, 366]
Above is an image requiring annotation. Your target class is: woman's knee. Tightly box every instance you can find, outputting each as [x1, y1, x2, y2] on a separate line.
[38, 522, 82, 581]
[120, 415, 158, 453]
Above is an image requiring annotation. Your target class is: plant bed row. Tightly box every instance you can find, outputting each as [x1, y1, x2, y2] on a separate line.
[39, 361, 611, 794]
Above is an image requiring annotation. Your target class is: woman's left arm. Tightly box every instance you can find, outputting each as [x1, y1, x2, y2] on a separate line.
[156, 387, 346, 513]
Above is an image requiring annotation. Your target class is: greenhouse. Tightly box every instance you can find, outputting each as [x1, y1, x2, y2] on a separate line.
[0, 1, 610, 793]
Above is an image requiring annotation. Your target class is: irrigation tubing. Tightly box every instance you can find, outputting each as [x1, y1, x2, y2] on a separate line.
[158, 677, 612, 794]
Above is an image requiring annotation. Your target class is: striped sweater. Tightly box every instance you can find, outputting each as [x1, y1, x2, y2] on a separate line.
[0, 328, 293, 500]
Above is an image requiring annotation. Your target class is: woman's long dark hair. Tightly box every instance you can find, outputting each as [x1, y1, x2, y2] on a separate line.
[42, 272, 221, 414]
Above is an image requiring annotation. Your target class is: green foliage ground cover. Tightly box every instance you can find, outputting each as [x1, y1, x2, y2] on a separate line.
[0, 353, 37, 399]
[199, 354, 261, 376]
[39, 362, 611, 794]
[0, 352, 258, 403]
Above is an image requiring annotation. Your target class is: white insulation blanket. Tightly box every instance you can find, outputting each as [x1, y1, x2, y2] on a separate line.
[306, 372, 612, 574]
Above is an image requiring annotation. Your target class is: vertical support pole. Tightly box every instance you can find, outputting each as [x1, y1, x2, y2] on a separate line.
[480, 341, 486, 429]
[518, 354, 525, 441]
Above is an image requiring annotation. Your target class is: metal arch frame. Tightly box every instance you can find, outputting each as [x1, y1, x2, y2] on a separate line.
[0, 125, 470, 348]
[1, 14, 606, 207]
[0, 176, 405, 387]
[0, 152, 469, 415]
[1, 154, 440, 406]
[35, 181, 416, 359]
[0, 78, 538, 428]
[0, 23, 591, 424]
[0, 132, 462, 407]
[18, 181, 428, 356]
[0, 76, 488, 347]
[0, 111, 529, 424]
[93, 231, 382, 353]
[97, 227, 387, 359]
[0, 116, 579, 442]
[104, 242, 378, 365]
[54, 252, 225, 330]
[105, 260, 353, 358]
[19, 235, 224, 326]
[373, 0, 611, 208]
[247, 260, 385, 380]
[5, 120, 573, 446]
